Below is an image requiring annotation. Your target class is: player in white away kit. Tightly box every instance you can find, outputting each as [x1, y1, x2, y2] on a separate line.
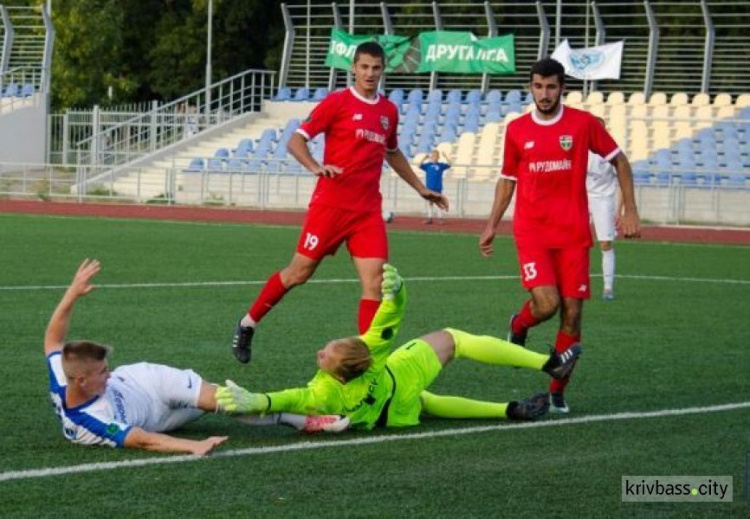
[587, 118, 620, 301]
[45, 260, 347, 455]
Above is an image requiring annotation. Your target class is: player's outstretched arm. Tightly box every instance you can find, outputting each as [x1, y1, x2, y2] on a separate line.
[479, 179, 516, 257]
[44, 259, 101, 356]
[386, 149, 449, 210]
[123, 427, 228, 456]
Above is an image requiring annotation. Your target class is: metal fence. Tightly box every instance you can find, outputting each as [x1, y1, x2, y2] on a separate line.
[280, 0, 750, 97]
[49, 69, 276, 175]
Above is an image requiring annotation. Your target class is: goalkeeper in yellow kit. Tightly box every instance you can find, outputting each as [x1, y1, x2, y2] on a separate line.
[216, 265, 580, 429]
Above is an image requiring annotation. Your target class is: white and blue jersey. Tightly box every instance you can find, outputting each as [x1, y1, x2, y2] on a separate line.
[419, 161, 450, 193]
[47, 352, 204, 448]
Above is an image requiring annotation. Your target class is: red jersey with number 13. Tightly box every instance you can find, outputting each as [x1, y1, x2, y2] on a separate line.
[296, 87, 399, 213]
[502, 106, 620, 249]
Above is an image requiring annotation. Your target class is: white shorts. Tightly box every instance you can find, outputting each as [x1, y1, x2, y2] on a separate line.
[589, 196, 616, 242]
[113, 362, 205, 432]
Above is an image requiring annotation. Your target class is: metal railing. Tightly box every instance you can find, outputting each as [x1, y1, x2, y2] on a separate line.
[71, 69, 276, 177]
[0, 157, 747, 226]
[280, 0, 750, 97]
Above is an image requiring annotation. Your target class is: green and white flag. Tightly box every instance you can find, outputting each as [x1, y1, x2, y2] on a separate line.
[417, 31, 516, 74]
[325, 28, 415, 73]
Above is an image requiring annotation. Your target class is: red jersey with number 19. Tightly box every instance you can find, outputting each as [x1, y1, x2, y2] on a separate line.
[296, 87, 399, 213]
[501, 106, 620, 249]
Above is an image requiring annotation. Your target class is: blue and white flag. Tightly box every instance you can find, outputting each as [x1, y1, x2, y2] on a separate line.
[551, 39, 624, 80]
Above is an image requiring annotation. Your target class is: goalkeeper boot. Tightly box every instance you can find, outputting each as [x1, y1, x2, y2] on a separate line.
[542, 343, 581, 380]
[507, 314, 528, 347]
[549, 392, 570, 414]
[507, 393, 549, 421]
[232, 319, 254, 364]
[302, 415, 351, 434]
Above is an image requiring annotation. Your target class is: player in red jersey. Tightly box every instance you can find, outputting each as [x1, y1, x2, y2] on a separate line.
[231, 41, 448, 364]
[478, 58, 640, 413]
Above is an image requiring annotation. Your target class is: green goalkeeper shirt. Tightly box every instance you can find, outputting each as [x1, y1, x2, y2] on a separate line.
[264, 285, 406, 430]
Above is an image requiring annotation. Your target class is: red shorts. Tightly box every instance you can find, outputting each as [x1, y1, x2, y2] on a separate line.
[515, 247, 591, 299]
[295, 205, 388, 261]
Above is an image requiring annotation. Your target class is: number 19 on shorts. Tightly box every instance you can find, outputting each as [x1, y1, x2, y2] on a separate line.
[303, 232, 319, 251]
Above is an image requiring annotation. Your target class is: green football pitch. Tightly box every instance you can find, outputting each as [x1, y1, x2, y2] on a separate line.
[0, 213, 748, 516]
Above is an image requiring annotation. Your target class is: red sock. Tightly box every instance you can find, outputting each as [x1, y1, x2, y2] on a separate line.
[248, 272, 288, 323]
[358, 299, 380, 334]
[549, 330, 580, 393]
[512, 300, 540, 334]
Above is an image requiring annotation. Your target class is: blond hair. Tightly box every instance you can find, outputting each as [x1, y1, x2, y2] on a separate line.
[329, 337, 372, 382]
[62, 340, 110, 378]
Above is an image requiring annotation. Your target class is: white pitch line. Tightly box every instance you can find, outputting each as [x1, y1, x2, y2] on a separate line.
[1, 401, 748, 483]
[0, 273, 749, 291]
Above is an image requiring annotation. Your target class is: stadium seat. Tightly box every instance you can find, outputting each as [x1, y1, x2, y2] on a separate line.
[226, 158, 248, 172]
[208, 157, 225, 172]
[1, 83, 19, 97]
[214, 148, 230, 158]
[235, 138, 253, 156]
[726, 173, 747, 188]
[427, 89, 444, 104]
[463, 113, 480, 134]
[20, 83, 34, 97]
[446, 89, 462, 104]
[186, 158, 205, 172]
[407, 88, 423, 105]
[606, 91, 625, 105]
[648, 92, 667, 106]
[628, 92, 646, 105]
[670, 92, 689, 106]
[691, 93, 710, 107]
[585, 91, 604, 105]
[712, 93, 732, 107]
[504, 90, 522, 104]
[736, 94, 750, 108]
[273, 87, 292, 101]
[565, 91, 583, 104]
[293, 88, 310, 101]
[466, 89, 483, 105]
[313, 87, 328, 101]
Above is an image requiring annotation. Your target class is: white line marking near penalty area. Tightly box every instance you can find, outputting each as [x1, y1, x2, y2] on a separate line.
[1, 401, 748, 483]
[1, 273, 749, 291]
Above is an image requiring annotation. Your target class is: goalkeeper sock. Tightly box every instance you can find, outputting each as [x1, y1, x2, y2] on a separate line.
[514, 300, 540, 334]
[421, 391, 508, 419]
[233, 413, 281, 426]
[549, 330, 580, 393]
[248, 272, 288, 323]
[358, 298, 380, 334]
[448, 328, 547, 370]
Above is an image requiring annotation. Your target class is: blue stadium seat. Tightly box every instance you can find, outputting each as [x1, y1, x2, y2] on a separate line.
[466, 89, 483, 105]
[631, 161, 652, 185]
[21, 83, 34, 97]
[235, 138, 253, 157]
[446, 89, 462, 104]
[485, 110, 502, 124]
[486, 90, 502, 106]
[726, 173, 747, 188]
[208, 158, 225, 172]
[463, 113, 480, 133]
[388, 88, 404, 105]
[1, 83, 19, 97]
[293, 88, 310, 101]
[186, 158, 205, 172]
[407, 88, 423, 105]
[214, 148, 230, 158]
[427, 89, 443, 104]
[226, 158, 248, 172]
[312, 87, 328, 101]
[524, 92, 534, 104]
[273, 87, 292, 101]
[504, 90, 522, 104]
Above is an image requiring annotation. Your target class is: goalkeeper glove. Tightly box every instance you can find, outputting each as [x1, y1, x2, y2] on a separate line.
[381, 263, 403, 300]
[215, 380, 269, 414]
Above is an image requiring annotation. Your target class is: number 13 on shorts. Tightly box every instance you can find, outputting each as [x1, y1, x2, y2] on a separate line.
[522, 262, 537, 281]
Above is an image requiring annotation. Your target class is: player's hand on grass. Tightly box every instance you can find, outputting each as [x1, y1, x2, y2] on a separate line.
[215, 380, 269, 414]
[68, 258, 101, 298]
[381, 263, 403, 300]
[313, 164, 343, 178]
[192, 436, 228, 457]
[478, 226, 496, 257]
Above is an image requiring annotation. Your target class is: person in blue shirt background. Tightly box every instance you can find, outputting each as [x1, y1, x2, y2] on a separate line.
[419, 149, 452, 224]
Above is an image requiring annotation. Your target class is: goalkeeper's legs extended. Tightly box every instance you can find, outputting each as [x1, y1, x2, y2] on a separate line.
[420, 391, 548, 421]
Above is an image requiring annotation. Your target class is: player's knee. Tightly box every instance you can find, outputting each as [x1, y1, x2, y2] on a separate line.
[600, 241, 613, 251]
[283, 267, 313, 287]
[534, 297, 559, 320]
